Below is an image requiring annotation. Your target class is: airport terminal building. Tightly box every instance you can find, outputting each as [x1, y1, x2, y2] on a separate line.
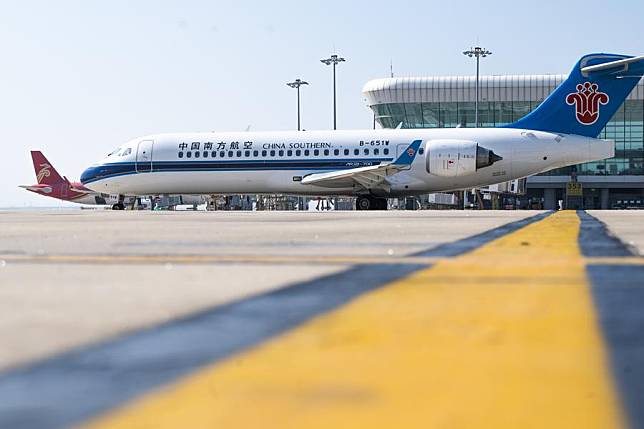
[363, 75, 644, 209]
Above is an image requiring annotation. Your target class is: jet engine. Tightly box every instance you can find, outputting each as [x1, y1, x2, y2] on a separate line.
[426, 140, 502, 177]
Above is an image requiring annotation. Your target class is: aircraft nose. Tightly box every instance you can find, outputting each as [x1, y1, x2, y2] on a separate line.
[80, 165, 100, 185]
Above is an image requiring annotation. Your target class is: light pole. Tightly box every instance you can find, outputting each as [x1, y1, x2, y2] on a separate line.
[320, 54, 346, 130]
[286, 79, 308, 131]
[463, 46, 492, 127]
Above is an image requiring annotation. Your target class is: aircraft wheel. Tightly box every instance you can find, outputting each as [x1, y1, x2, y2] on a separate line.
[375, 198, 388, 210]
[112, 203, 125, 210]
[356, 196, 371, 211]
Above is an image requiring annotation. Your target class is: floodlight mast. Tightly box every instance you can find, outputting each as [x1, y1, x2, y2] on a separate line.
[286, 79, 309, 131]
[462, 47, 492, 127]
[320, 54, 346, 130]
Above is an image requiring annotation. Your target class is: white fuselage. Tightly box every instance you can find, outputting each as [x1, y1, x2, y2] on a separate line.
[81, 128, 613, 197]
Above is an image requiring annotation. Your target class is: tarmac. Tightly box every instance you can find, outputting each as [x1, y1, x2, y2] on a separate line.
[0, 209, 643, 429]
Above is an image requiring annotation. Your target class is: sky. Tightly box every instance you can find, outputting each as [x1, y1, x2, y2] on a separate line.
[1, 0, 642, 207]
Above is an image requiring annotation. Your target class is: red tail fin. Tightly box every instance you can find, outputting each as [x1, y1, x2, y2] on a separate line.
[30, 151, 66, 185]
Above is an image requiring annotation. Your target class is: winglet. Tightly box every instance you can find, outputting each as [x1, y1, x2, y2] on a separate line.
[391, 140, 422, 165]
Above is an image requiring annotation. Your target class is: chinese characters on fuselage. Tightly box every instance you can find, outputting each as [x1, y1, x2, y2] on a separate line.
[177, 140, 390, 152]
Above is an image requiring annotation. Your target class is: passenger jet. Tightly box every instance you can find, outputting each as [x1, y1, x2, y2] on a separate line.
[21, 151, 205, 209]
[21, 151, 118, 206]
[81, 53, 644, 210]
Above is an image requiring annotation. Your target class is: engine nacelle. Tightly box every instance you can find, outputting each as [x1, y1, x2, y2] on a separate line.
[426, 140, 502, 177]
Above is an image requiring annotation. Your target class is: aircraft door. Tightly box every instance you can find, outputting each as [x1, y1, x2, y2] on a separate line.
[136, 140, 154, 172]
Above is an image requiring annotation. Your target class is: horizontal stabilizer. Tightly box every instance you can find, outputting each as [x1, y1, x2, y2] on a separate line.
[19, 184, 53, 194]
[581, 55, 644, 76]
[68, 184, 93, 194]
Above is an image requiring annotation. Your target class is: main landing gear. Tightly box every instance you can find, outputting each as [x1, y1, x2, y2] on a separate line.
[356, 196, 388, 211]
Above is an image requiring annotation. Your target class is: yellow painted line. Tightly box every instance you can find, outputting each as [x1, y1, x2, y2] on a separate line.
[1, 253, 642, 266]
[81, 210, 626, 429]
[585, 256, 644, 265]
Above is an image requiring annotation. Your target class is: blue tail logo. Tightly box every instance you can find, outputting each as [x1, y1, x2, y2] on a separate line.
[566, 82, 609, 125]
[506, 53, 643, 137]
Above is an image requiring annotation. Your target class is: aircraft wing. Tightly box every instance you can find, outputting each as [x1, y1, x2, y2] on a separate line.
[301, 140, 422, 191]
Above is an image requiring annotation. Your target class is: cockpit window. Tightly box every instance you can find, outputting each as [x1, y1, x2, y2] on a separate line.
[120, 148, 132, 156]
[108, 148, 121, 157]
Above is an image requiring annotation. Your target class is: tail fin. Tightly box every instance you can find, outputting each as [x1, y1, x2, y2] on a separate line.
[30, 151, 66, 185]
[506, 53, 643, 137]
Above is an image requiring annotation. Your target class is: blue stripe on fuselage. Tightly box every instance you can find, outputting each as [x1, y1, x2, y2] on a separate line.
[80, 158, 394, 185]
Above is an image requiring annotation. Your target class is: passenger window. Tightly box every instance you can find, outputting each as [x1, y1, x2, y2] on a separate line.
[334, 149, 339, 156]
[178, 152, 184, 158]
[419, 148, 424, 155]
[344, 149, 349, 155]
[228, 151, 233, 157]
[187, 151, 192, 158]
[220, 151, 225, 157]
[324, 149, 329, 156]
[296, 149, 301, 156]
[374, 148, 379, 155]
[354, 149, 359, 155]
[314, 149, 319, 156]
[212, 151, 217, 158]
[364, 148, 369, 155]
[262, 150, 267, 157]
[270, 150, 276, 157]
[245, 150, 250, 157]
[195, 151, 200, 158]
[236, 150, 242, 157]
[253, 150, 259, 156]
[384, 148, 389, 155]
[203, 151, 208, 158]
[304, 150, 310, 156]
[278, 150, 284, 156]
[287, 150, 292, 156]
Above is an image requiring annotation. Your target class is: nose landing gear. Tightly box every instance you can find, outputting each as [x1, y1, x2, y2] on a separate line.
[356, 196, 388, 211]
[111, 195, 126, 210]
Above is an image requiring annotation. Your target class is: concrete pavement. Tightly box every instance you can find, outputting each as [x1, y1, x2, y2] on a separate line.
[0, 210, 535, 370]
[1, 209, 643, 429]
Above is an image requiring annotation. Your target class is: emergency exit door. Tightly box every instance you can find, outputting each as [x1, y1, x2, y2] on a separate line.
[136, 140, 154, 172]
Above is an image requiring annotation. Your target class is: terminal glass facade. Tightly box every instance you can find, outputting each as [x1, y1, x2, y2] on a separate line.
[372, 99, 644, 176]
